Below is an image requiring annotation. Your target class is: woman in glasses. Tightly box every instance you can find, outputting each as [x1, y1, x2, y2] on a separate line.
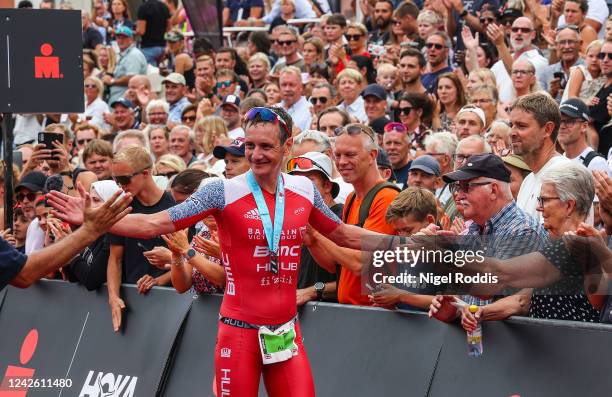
[510, 59, 541, 100]
[564, 40, 605, 103]
[397, 93, 431, 151]
[345, 23, 369, 59]
[81, 76, 110, 130]
[434, 72, 466, 131]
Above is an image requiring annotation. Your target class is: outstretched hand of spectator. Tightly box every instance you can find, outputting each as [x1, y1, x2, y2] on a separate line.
[143, 246, 173, 270]
[461, 303, 483, 332]
[369, 283, 402, 307]
[428, 295, 460, 322]
[461, 26, 479, 50]
[136, 274, 159, 294]
[485, 23, 504, 47]
[193, 233, 221, 259]
[109, 295, 126, 332]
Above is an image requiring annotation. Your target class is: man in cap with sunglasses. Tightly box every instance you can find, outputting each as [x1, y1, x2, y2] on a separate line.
[50, 106, 401, 396]
[287, 152, 342, 306]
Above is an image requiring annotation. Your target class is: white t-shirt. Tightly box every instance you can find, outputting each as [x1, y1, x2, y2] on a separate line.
[491, 49, 549, 103]
[333, 176, 353, 205]
[516, 155, 571, 221]
[228, 127, 245, 139]
[25, 218, 45, 255]
[558, 0, 609, 39]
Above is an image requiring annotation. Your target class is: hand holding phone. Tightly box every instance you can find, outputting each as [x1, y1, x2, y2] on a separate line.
[37, 132, 64, 161]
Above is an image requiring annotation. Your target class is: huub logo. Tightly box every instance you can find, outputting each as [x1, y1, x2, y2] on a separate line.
[35, 43, 63, 79]
[78, 371, 137, 397]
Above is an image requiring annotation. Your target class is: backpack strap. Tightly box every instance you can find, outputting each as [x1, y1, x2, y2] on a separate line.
[581, 151, 605, 168]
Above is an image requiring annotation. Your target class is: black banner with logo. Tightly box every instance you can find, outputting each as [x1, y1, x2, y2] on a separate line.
[0, 281, 192, 396]
[0, 10, 83, 113]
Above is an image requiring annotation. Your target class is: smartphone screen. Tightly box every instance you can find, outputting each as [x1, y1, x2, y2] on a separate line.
[37, 132, 64, 160]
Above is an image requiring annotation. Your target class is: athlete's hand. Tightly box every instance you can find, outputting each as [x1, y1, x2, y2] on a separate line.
[109, 295, 126, 332]
[161, 229, 190, 255]
[143, 246, 173, 270]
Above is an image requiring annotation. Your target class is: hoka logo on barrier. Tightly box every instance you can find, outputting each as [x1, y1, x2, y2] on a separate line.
[78, 371, 137, 397]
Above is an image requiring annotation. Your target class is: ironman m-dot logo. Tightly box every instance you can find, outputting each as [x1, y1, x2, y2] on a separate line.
[35, 43, 63, 79]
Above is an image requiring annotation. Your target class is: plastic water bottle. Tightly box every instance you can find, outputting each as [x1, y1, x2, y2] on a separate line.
[466, 305, 483, 357]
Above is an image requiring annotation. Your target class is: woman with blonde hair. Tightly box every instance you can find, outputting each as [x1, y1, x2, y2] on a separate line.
[96, 45, 116, 102]
[81, 76, 110, 129]
[466, 68, 497, 94]
[247, 52, 270, 89]
[155, 154, 186, 178]
[195, 116, 230, 166]
[563, 40, 605, 103]
[336, 68, 368, 123]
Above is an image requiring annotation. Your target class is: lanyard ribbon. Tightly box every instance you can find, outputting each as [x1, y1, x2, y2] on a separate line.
[246, 171, 285, 273]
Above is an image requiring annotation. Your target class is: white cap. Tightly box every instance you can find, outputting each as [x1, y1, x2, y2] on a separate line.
[457, 105, 486, 126]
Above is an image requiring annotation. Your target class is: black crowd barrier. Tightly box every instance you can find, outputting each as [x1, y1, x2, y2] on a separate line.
[1, 281, 612, 397]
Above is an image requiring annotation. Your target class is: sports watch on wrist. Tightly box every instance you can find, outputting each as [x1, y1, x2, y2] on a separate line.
[460, 10, 468, 18]
[314, 282, 325, 300]
[182, 248, 196, 262]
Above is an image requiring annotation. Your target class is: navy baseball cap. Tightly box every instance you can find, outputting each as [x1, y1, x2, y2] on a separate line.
[409, 155, 440, 176]
[361, 84, 387, 101]
[443, 154, 511, 183]
[560, 98, 590, 121]
[221, 95, 241, 111]
[111, 97, 136, 110]
[213, 137, 245, 159]
[15, 171, 46, 193]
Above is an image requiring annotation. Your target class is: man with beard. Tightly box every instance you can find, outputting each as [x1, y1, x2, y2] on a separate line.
[395, 50, 426, 118]
[421, 32, 453, 94]
[487, 17, 548, 103]
[542, 27, 583, 100]
[513, 92, 570, 220]
[368, 0, 394, 45]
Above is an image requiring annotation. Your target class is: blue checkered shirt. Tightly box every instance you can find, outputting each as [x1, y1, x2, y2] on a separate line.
[461, 202, 549, 306]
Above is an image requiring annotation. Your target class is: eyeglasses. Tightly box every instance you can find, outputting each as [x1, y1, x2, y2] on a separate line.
[449, 181, 492, 194]
[113, 168, 146, 186]
[334, 124, 376, 143]
[16, 191, 38, 202]
[511, 69, 534, 76]
[384, 122, 407, 133]
[158, 171, 178, 178]
[556, 39, 578, 46]
[560, 118, 583, 126]
[391, 19, 401, 25]
[310, 96, 328, 105]
[556, 24, 580, 33]
[511, 27, 532, 33]
[479, 17, 495, 23]
[537, 196, 561, 208]
[286, 157, 330, 178]
[399, 107, 414, 115]
[345, 34, 362, 41]
[598, 52, 612, 60]
[216, 80, 233, 88]
[244, 107, 291, 136]
[452, 153, 471, 164]
[84, 84, 97, 89]
[277, 40, 296, 46]
[470, 98, 493, 105]
[77, 138, 94, 145]
[149, 111, 167, 117]
[425, 42, 445, 50]
[182, 115, 196, 122]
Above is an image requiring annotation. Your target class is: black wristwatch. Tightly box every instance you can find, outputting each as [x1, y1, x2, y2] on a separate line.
[182, 248, 196, 262]
[460, 9, 468, 18]
[314, 282, 325, 300]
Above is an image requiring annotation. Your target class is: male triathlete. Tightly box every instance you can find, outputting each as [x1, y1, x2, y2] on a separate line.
[48, 107, 384, 396]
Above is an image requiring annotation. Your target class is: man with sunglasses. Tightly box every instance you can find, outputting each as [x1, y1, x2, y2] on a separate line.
[270, 29, 306, 75]
[309, 83, 335, 115]
[107, 146, 176, 332]
[590, 41, 612, 156]
[14, 172, 46, 256]
[488, 17, 548, 103]
[49, 107, 400, 396]
[422, 32, 453, 94]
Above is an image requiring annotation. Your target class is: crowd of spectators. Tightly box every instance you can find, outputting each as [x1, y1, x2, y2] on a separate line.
[3, 0, 612, 331]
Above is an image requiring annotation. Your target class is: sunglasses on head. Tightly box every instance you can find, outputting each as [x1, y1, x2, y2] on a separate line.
[309, 96, 328, 104]
[244, 107, 291, 136]
[384, 122, 407, 133]
[425, 42, 445, 50]
[16, 191, 38, 202]
[113, 168, 146, 186]
[286, 157, 330, 177]
[598, 52, 612, 60]
[334, 124, 375, 143]
[345, 34, 362, 41]
[511, 26, 532, 33]
[216, 80, 233, 88]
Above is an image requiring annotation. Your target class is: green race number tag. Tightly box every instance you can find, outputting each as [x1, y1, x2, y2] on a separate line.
[258, 320, 298, 365]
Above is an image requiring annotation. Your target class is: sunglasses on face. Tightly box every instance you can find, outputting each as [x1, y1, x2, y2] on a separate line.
[77, 138, 94, 145]
[480, 17, 495, 23]
[113, 168, 146, 186]
[182, 115, 196, 122]
[345, 34, 362, 41]
[244, 107, 291, 136]
[278, 40, 296, 47]
[84, 84, 97, 89]
[425, 42, 445, 50]
[286, 157, 331, 178]
[334, 124, 375, 143]
[511, 27, 532, 34]
[216, 80, 233, 88]
[399, 107, 414, 115]
[309, 96, 328, 104]
[16, 191, 38, 202]
[598, 52, 612, 60]
[384, 122, 407, 133]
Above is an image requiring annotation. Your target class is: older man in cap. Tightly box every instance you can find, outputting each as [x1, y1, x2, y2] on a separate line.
[105, 26, 147, 103]
[429, 153, 548, 323]
[105, 97, 140, 133]
[407, 155, 440, 193]
[220, 95, 245, 139]
[163, 73, 191, 123]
